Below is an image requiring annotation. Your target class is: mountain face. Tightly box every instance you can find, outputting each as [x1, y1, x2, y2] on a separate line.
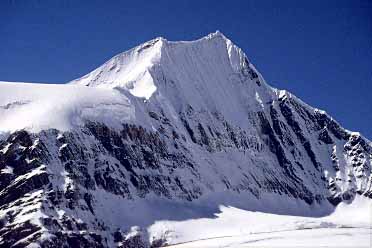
[0, 32, 371, 247]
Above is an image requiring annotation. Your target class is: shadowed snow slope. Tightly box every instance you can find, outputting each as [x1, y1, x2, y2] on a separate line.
[0, 32, 371, 248]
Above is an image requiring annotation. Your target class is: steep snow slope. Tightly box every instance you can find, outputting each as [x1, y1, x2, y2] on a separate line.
[0, 32, 371, 247]
[70, 37, 164, 99]
[71, 31, 272, 127]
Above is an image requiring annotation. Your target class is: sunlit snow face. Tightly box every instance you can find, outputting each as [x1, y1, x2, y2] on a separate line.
[70, 38, 164, 100]
[0, 82, 134, 133]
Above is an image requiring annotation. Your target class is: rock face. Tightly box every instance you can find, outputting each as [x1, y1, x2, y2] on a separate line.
[0, 32, 371, 247]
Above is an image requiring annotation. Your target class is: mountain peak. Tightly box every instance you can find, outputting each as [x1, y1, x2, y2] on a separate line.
[205, 30, 228, 40]
[1, 31, 372, 248]
[70, 32, 256, 101]
[151, 31, 228, 45]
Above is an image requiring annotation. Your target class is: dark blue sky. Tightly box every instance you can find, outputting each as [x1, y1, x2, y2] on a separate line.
[1, 0, 371, 138]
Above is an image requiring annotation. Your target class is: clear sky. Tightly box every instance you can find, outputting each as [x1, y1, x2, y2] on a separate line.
[1, 0, 371, 138]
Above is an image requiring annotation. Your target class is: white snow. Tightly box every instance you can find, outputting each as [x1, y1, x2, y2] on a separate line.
[0, 166, 13, 174]
[149, 195, 372, 247]
[0, 82, 134, 133]
[0, 31, 269, 135]
[70, 37, 164, 100]
[0, 143, 11, 154]
[0, 31, 272, 136]
[166, 228, 371, 248]
[69, 31, 272, 129]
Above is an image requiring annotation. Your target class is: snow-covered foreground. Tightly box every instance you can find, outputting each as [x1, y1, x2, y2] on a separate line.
[166, 228, 370, 248]
[149, 196, 371, 247]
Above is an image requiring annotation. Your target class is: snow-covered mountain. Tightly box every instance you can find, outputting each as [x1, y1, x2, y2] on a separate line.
[0, 32, 371, 247]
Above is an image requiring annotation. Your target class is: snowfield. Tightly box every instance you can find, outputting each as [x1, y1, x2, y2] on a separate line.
[166, 228, 370, 248]
[0, 81, 134, 134]
[149, 195, 371, 247]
